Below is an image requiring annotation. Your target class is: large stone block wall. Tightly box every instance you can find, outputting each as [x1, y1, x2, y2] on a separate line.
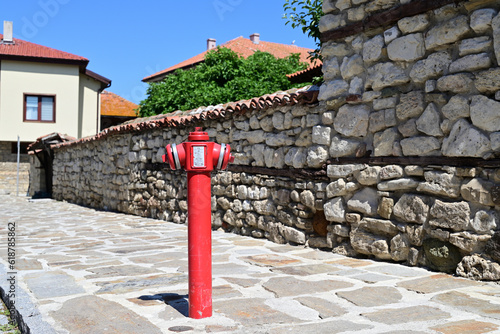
[50, 0, 500, 280]
[52, 95, 500, 279]
[319, 0, 500, 159]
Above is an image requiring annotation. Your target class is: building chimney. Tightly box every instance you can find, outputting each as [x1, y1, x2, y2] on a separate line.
[207, 38, 216, 50]
[250, 33, 260, 45]
[3, 21, 13, 44]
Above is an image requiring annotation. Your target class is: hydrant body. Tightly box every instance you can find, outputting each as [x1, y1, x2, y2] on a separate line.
[163, 128, 233, 319]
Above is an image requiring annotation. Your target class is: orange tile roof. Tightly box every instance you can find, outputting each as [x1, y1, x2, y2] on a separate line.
[101, 91, 138, 117]
[143, 36, 317, 82]
[0, 34, 111, 86]
[0, 34, 88, 64]
[286, 61, 323, 84]
[52, 86, 319, 149]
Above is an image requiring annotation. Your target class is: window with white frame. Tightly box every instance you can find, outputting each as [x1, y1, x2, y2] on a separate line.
[24, 94, 55, 122]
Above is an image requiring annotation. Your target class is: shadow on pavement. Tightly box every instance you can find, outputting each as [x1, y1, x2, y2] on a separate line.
[138, 293, 189, 317]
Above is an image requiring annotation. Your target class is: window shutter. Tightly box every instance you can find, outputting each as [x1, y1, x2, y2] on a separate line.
[41, 97, 54, 121]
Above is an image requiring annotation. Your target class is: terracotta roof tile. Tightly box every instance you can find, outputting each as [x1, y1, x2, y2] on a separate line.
[0, 34, 88, 63]
[101, 91, 138, 117]
[52, 86, 319, 149]
[0, 34, 110, 86]
[287, 62, 323, 79]
[286, 62, 323, 84]
[143, 36, 316, 82]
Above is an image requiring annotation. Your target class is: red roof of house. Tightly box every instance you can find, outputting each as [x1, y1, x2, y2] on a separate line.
[0, 34, 88, 64]
[101, 91, 138, 117]
[0, 34, 111, 86]
[143, 36, 317, 82]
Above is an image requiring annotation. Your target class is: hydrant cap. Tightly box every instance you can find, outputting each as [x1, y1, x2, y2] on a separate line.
[189, 127, 209, 141]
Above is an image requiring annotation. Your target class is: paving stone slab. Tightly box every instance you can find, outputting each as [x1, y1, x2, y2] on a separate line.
[212, 253, 231, 263]
[271, 263, 340, 276]
[336, 286, 402, 307]
[222, 277, 261, 288]
[430, 319, 499, 334]
[65, 240, 106, 249]
[67, 260, 123, 271]
[159, 298, 189, 320]
[362, 305, 450, 324]
[47, 260, 81, 267]
[212, 262, 259, 276]
[267, 245, 301, 253]
[129, 252, 182, 263]
[155, 259, 189, 273]
[106, 245, 166, 254]
[95, 273, 187, 294]
[294, 296, 347, 318]
[85, 265, 159, 278]
[263, 277, 353, 298]
[240, 254, 302, 267]
[268, 319, 373, 333]
[293, 250, 343, 260]
[51, 295, 163, 334]
[23, 271, 85, 299]
[366, 264, 429, 277]
[213, 298, 301, 326]
[351, 272, 397, 283]
[13, 258, 42, 270]
[397, 274, 482, 293]
[380, 331, 428, 334]
[327, 257, 374, 267]
[212, 284, 243, 299]
[432, 291, 500, 320]
[232, 239, 267, 246]
[328, 268, 366, 276]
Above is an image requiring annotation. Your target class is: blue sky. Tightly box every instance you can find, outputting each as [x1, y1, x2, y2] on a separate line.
[2, 1, 316, 104]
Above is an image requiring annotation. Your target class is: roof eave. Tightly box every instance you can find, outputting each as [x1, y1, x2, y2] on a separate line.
[142, 61, 203, 83]
[0, 54, 89, 67]
[85, 69, 112, 87]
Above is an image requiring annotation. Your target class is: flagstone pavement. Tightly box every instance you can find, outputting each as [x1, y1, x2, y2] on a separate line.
[0, 195, 499, 333]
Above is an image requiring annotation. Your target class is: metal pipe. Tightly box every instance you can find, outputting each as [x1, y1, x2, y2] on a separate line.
[187, 171, 212, 319]
[16, 136, 20, 197]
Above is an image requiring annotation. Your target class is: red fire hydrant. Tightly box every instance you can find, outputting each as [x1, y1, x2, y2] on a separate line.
[163, 127, 234, 319]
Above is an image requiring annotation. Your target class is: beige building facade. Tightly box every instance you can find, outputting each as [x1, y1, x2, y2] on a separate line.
[0, 21, 110, 162]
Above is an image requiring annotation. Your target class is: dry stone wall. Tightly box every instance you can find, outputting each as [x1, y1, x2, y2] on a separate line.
[320, 0, 500, 159]
[316, 0, 500, 279]
[52, 94, 500, 280]
[50, 0, 500, 280]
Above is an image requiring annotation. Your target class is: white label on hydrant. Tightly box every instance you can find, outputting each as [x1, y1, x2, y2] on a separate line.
[192, 146, 205, 167]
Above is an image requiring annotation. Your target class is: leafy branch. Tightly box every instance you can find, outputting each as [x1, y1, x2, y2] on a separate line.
[283, 0, 323, 61]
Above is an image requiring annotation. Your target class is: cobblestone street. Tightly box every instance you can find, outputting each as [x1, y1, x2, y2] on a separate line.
[0, 195, 499, 333]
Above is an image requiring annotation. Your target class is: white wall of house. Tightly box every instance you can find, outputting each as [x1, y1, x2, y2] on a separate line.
[0, 60, 102, 142]
[79, 72, 103, 138]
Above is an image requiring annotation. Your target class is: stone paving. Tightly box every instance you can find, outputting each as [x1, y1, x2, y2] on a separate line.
[0, 195, 499, 333]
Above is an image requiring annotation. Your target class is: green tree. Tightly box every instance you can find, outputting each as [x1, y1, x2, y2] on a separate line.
[138, 47, 308, 117]
[283, 0, 323, 61]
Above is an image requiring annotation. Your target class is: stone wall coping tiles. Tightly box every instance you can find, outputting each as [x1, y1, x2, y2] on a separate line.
[51, 86, 319, 150]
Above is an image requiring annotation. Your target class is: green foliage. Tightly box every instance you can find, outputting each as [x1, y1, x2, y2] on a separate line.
[139, 47, 308, 117]
[283, 0, 323, 61]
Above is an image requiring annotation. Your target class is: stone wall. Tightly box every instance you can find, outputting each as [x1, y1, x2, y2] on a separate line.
[319, 0, 500, 159]
[49, 0, 500, 280]
[0, 141, 29, 163]
[0, 162, 30, 195]
[316, 0, 500, 278]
